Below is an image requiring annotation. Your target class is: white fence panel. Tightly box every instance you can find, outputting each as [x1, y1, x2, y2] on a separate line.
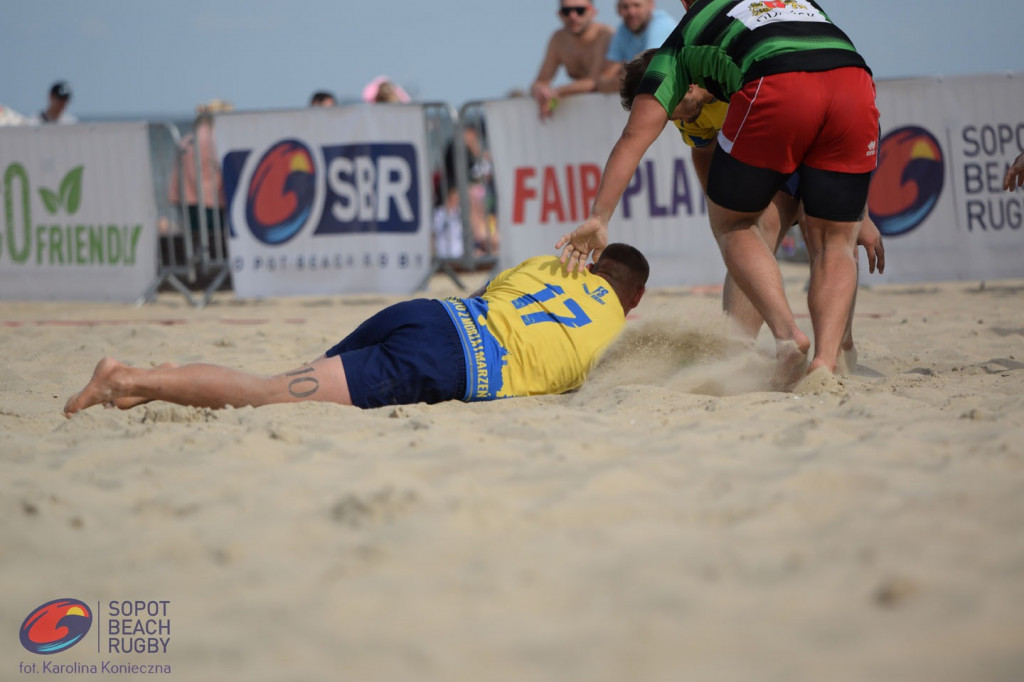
[485, 93, 725, 289]
[215, 105, 433, 298]
[870, 72, 1024, 283]
[0, 123, 157, 302]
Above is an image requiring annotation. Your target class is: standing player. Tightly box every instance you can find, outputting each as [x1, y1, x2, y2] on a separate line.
[622, 50, 884, 370]
[558, 0, 879, 386]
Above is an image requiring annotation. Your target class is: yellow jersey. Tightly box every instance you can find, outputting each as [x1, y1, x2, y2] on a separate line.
[440, 256, 625, 400]
[673, 100, 729, 149]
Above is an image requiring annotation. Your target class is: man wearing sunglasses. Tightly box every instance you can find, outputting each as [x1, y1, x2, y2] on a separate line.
[530, 1, 614, 120]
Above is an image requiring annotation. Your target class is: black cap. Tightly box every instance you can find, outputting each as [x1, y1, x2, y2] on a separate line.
[50, 81, 71, 100]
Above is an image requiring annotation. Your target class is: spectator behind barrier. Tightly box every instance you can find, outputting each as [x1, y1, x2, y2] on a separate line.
[440, 125, 499, 259]
[530, 1, 613, 120]
[363, 76, 411, 103]
[168, 99, 233, 261]
[30, 80, 78, 125]
[595, 0, 676, 92]
[309, 90, 336, 107]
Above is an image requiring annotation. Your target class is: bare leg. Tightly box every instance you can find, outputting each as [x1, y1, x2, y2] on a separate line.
[839, 258, 859, 374]
[108, 362, 176, 409]
[722, 191, 801, 338]
[800, 215, 862, 374]
[64, 355, 352, 416]
[468, 184, 489, 256]
[709, 199, 810, 388]
[839, 211, 885, 373]
[803, 215, 861, 374]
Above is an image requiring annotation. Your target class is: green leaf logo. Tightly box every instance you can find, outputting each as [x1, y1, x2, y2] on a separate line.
[38, 165, 84, 215]
[40, 187, 61, 214]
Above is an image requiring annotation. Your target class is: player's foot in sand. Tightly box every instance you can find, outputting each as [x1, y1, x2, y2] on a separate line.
[104, 362, 177, 410]
[837, 340, 858, 376]
[772, 337, 810, 390]
[64, 357, 132, 416]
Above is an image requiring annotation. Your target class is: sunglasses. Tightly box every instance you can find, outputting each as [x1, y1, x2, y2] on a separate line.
[559, 6, 588, 17]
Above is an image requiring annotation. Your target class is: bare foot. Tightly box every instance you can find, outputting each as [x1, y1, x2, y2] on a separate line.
[836, 344, 858, 376]
[64, 358, 132, 417]
[772, 339, 809, 390]
[794, 365, 845, 395]
[806, 357, 834, 375]
[106, 362, 177, 409]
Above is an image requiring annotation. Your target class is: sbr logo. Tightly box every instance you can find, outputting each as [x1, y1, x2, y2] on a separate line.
[245, 140, 317, 246]
[20, 599, 93, 655]
[223, 140, 420, 246]
[317, 143, 419, 235]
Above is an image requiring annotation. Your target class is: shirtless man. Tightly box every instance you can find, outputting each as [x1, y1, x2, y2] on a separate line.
[531, 0, 614, 120]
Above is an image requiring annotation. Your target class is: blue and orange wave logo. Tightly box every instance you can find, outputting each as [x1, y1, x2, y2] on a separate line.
[20, 599, 93, 655]
[245, 139, 317, 245]
[868, 126, 945, 237]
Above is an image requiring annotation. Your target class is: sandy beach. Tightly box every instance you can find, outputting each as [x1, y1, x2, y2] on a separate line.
[2, 262, 1023, 681]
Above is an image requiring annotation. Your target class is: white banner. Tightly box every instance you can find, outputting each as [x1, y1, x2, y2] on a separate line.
[0, 123, 157, 302]
[870, 73, 1024, 283]
[215, 106, 432, 298]
[485, 75, 1024, 288]
[484, 93, 726, 289]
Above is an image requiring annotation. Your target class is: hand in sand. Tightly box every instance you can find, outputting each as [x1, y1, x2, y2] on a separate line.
[556, 216, 608, 273]
[1004, 152, 1024, 192]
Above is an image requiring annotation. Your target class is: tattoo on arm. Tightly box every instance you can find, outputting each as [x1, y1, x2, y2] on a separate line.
[285, 366, 320, 399]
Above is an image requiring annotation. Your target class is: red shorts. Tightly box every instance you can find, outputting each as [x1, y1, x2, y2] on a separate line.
[718, 67, 879, 175]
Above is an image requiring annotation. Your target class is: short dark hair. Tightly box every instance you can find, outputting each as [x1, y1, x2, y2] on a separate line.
[620, 49, 657, 111]
[309, 90, 335, 106]
[595, 242, 650, 292]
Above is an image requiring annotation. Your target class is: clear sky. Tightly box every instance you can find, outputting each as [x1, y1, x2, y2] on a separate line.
[2, 0, 1022, 121]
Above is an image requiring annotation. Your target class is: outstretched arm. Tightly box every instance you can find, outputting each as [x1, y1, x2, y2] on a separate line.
[556, 94, 669, 271]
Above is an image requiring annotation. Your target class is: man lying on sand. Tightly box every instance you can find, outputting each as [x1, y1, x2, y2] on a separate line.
[64, 244, 649, 415]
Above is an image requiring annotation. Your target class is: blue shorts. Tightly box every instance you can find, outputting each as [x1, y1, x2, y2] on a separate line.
[325, 299, 467, 408]
[781, 171, 801, 200]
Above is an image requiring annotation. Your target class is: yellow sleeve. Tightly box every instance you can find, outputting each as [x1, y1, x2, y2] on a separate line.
[674, 100, 729, 149]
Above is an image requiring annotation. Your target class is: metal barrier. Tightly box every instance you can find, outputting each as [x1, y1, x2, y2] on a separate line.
[417, 100, 502, 291]
[140, 119, 230, 308]
[142, 102, 503, 303]
[458, 101, 501, 267]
